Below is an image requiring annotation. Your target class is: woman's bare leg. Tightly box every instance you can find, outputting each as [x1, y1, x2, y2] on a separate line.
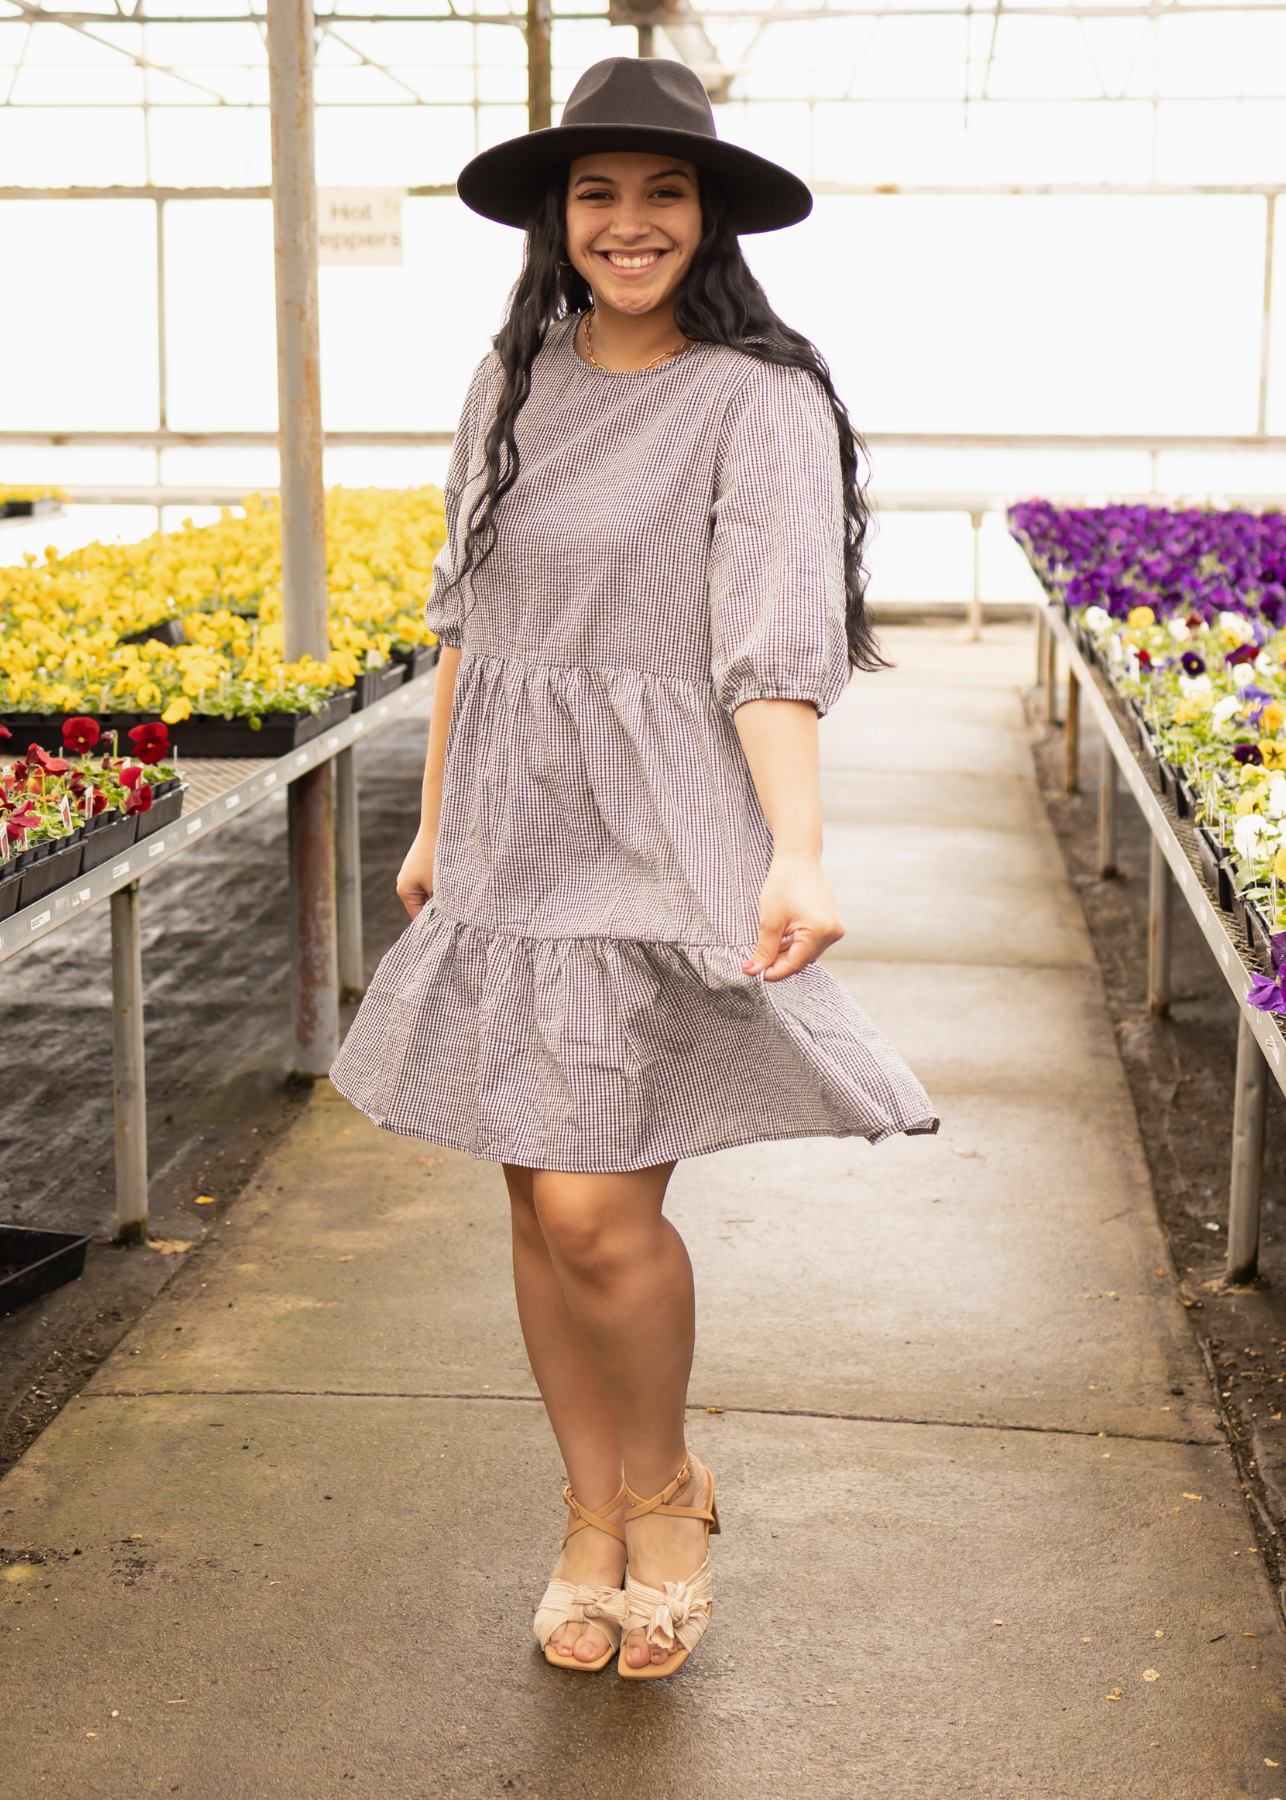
[506, 1161, 713, 1669]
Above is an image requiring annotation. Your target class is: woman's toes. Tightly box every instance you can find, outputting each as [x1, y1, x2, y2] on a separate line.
[624, 1630, 652, 1668]
[574, 1628, 608, 1663]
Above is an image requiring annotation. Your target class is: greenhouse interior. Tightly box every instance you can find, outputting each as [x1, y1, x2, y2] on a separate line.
[4, 0, 1286, 1790]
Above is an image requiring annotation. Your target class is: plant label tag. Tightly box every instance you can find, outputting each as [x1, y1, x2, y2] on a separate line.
[58, 796, 72, 831]
[317, 189, 403, 266]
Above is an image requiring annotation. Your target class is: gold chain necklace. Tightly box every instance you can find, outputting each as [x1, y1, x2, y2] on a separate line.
[580, 309, 691, 372]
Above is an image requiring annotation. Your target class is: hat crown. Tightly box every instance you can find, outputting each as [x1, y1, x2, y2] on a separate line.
[561, 56, 716, 142]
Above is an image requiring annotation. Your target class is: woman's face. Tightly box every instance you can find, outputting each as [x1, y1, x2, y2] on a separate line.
[565, 152, 702, 319]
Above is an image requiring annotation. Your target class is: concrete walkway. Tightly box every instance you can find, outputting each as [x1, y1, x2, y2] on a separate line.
[4, 625, 1284, 1799]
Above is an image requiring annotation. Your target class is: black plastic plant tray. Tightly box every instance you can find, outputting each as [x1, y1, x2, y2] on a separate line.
[121, 691, 355, 759]
[0, 497, 60, 521]
[352, 663, 407, 712]
[0, 714, 113, 756]
[17, 837, 83, 907]
[0, 866, 21, 921]
[392, 644, 438, 682]
[0, 1226, 91, 1315]
[134, 784, 186, 839]
[80, 811, 139, 871]
[1196, 826, 1236, 914]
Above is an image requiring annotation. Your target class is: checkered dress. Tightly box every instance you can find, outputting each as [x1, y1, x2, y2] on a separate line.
[331, 319, 937, 1170]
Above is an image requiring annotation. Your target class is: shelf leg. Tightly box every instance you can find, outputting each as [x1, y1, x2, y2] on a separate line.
[1044, 626, 1058, 725]
[110, 881, 148, 1244]
[1228, 1009, 1268, 1285]
[1064, 666, 1081, 793]
[1035, 608, 1048, 687]
[1098, 743, 1119, 879]
[288, 761, 340, 1078]
[967, 511, 983, 643]
[335, 745, 365, 1003]
[1148, 835, 1173, 1020]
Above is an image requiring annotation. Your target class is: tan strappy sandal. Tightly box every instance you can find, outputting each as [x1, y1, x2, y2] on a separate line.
[618, 1452, 720, 1681]
[533, 1481, 628, 1673]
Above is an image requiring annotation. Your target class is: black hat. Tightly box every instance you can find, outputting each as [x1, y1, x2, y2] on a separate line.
[456, 57, 812, 236]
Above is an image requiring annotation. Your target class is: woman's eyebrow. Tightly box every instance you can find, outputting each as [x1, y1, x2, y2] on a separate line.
[571, 167, 691, 187]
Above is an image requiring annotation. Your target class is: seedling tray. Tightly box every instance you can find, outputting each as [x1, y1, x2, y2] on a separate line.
[353, 663, 407, 711]
[0, 1226, 91, 1314]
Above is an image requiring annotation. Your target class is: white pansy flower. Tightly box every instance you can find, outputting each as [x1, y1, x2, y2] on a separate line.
[1233, 662, 1255, 687]
[1212, 694, 1242, 727]
[1268, 777, 1286, 820]
[1083, 605, 1111, 634]
[1178, 673, 1212, 698]
[1220, 611, 1257, 644]
[1167, 617, 1190, 642]
[1255, 652, 1278, 677]
[1235, 814, 1271, 859]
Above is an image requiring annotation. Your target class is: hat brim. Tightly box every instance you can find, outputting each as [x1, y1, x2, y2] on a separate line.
[456, 124, 812, 236]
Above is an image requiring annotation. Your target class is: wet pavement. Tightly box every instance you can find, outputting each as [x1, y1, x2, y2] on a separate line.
[3, 628, 1285, 1797]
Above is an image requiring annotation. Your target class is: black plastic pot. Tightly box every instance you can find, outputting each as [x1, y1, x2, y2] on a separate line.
[352, 662, 407, 711]
[0, 1226, 91, 1314]
[6, 693, 357, 760]
[1243, 893, 1276, 960]
[80, 809, 139, 870]
[1196, 825, 1237, 913]
[0, 864, 21, 921]
[134, 784, 186, 840]
[392, 644, 438, 682]
[17, 837, 83, 907]
[119, 618, 185, 648]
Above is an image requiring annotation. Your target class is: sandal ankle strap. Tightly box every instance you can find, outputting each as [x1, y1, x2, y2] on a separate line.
[562, 1480, 628, 1547]
[623, 1452, 718, 1528]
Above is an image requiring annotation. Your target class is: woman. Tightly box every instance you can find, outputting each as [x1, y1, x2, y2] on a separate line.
[332, 56, 936, 1681]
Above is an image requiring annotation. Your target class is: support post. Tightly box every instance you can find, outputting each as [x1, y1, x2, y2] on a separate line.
[335, 744, 365, 1002]
[1098, 741, 1118, 878]
[527, 0, 551, 131]
[110, 882, 148, 1243]
[1148, 834, 1173, 1020]
[1035, 607, 1047, 687]
[637, 22, 654, 53]
[1064, 666, 1080, 793]
[155, 197, 167, 535]
[1259, 193, 1276, 439]
[967, 510, 983, 643]
[268, 0, 339, 1075]
[289, 763, 340, 1075]
[1228, 1009, 1269, 1285]
[1044, 623, 1058, 725]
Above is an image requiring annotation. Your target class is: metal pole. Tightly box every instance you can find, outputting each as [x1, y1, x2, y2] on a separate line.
[1148, 834, 1173, 1019]
[1044, 623, 1058, 725]
[527, 0, 551, 131]
[334, 744, 365, 1002]
[1035, 607, 1048, 686]
[110, 883, 148, 1243]
[288, 760, 340, 1074]
[967, 510, 983, 642]
[268, 0, 339, 1076]
[637, 22, 654, 53]
[1228, 1009, 1269, 1284]
[1064, 665, 1080, 792]
[156, 197, 167, 535]
[1098, 739, 1118, 878]
[1259, 194, 1276, 438]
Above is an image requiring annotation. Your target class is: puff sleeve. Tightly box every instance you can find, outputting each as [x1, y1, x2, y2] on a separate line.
[423, 355, 499, 649]
[708, 359, 850, 718]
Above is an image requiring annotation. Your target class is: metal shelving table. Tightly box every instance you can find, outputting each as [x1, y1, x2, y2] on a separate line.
[1, 665, 435, 1239]
[1043, 604, 1283, 1285]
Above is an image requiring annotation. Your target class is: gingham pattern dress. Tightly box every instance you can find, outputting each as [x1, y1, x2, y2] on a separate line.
[331, 318, 938, 1170]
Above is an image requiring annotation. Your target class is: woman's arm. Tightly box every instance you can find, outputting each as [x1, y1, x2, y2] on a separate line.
[733, 697, 845, 981]
[395, 647, 462, 918]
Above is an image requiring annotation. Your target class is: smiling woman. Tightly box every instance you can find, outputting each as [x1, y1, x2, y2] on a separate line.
[330, 54, 936, 1690]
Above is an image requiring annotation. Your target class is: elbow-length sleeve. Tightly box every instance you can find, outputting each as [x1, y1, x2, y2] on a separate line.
[424, 355, 498, 649]
[708, 359, 851, 718]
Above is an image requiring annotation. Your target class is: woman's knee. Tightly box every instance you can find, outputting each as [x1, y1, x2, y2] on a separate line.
[532, 1177, 631, 1282]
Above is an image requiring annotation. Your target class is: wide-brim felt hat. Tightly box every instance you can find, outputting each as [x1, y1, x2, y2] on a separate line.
[456, 56, 812, 236]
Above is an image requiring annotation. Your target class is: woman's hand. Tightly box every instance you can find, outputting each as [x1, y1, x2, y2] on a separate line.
[741, 850, 845, 981]
[396, 829, 438, 919]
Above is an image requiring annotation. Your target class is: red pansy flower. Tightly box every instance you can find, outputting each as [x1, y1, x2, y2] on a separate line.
[62, 716, 101, 754]
[127, 722, 170, 766]
[124, 782, 153, 817]
[28, 744, 69, 775]
[119, 763, 144, 790]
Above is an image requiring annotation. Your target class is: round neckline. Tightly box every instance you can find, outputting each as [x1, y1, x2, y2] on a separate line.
[560, 312, 700, 380]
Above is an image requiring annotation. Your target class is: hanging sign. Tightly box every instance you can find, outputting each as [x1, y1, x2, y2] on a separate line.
[317, 189, 404, 267]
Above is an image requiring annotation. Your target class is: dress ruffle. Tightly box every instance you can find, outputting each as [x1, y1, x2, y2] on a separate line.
[330, 908, 939, 1173]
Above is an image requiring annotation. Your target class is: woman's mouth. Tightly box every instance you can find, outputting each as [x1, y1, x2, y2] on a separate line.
[600, 249, 666, 270]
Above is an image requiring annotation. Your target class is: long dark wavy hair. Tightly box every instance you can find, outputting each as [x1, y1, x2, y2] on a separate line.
[454, 166, 884, 673]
